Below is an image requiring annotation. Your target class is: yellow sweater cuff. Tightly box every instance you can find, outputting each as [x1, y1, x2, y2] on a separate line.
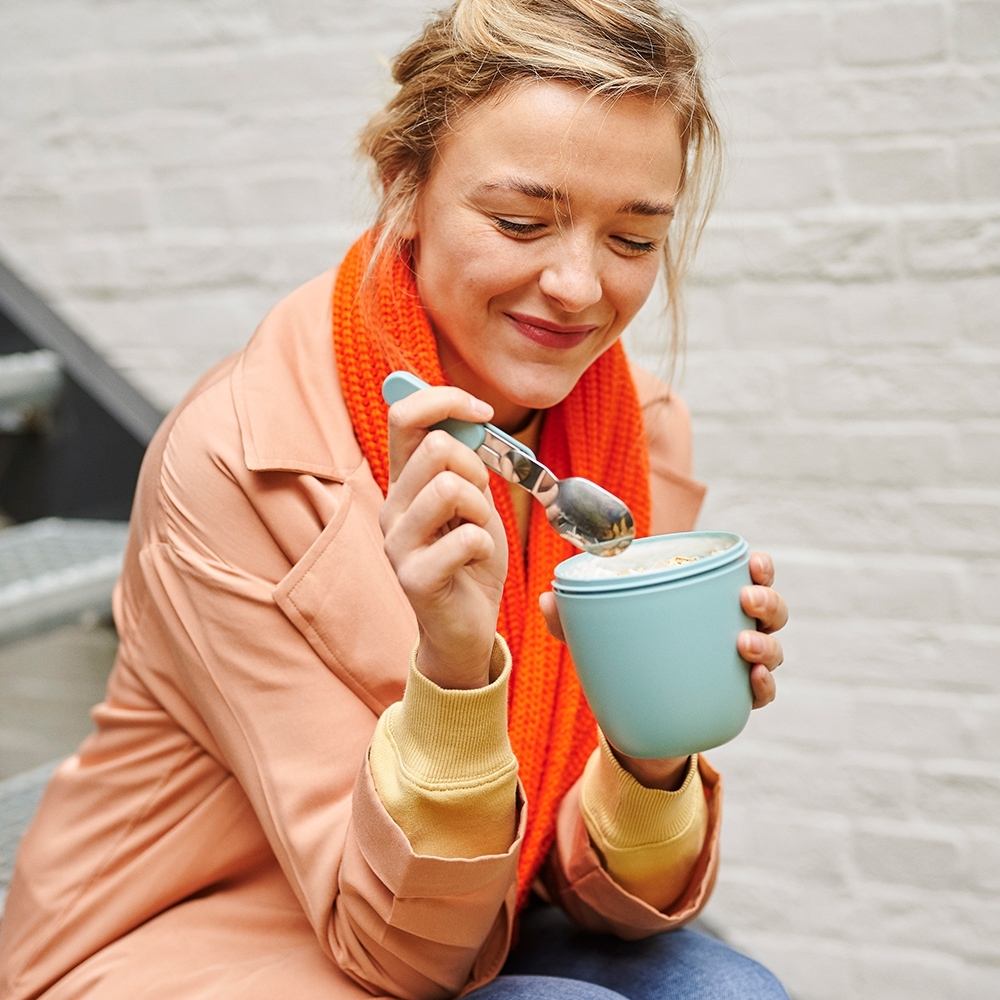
[369, 635, 519, 858]
[580, 729, 708, 910]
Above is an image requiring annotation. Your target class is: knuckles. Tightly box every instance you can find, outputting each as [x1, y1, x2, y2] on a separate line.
[427, 469, 486, 514]
[420, 432, 490, 489]
[422, 428, 459, 461]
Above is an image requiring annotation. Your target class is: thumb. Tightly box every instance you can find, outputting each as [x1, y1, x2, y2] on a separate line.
[538, 591, 566, 644]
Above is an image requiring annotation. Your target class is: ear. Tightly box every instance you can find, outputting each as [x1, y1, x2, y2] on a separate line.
[380, 171, 420, 242]
[397, 195, 419, 241]
[398, 216, 418, 242]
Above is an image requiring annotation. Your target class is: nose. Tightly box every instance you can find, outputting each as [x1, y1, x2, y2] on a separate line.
[538, 235, 603, 313]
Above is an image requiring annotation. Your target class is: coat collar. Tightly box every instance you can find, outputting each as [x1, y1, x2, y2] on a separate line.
[231, 267, 365, 482]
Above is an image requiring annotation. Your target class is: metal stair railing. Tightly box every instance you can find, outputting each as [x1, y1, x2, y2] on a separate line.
[0, 257, 163, 524]
[0, 350, 62, 434]
[0, 345, 129, 645]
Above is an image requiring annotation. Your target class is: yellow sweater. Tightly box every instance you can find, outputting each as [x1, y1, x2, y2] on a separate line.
[370, 637, 708, 912]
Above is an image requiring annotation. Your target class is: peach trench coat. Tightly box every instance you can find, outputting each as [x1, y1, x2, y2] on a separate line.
[0, 270, 721, 1000]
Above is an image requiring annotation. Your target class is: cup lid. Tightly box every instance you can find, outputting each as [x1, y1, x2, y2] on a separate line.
[553, 531, 747, 593]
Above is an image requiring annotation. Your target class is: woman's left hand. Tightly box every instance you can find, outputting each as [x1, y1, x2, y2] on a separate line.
[539, 549, 789, 708]
[738, 551, 788, 710]
[539, 549, 788, 791]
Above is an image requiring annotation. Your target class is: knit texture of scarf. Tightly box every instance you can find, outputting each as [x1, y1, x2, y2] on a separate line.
[333, 232, 652, 909]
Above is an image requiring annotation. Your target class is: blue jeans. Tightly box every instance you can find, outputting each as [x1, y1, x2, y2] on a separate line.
[468, 903, 789, 1000]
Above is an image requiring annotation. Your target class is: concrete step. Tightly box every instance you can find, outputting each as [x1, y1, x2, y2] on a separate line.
[0, 518, 129, 644]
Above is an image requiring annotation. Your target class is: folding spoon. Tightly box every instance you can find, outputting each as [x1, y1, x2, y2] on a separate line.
[382, 371, 634, 557]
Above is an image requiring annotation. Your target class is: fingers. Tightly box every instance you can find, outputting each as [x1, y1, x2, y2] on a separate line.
[384, 385, 494, 543]
[748, 551, 774, 587]
[538, 591, 566, 644]
[383, 467, 495, 577]
[739, 628, 783, 671]
[382, 386, 499, 586]
[387, 386, 492, 484]
[381, 425, 494, 554]
[739, 628, 783, 710]
[380, 386, 507, 691]
[394, 520, 497, 600]
[748, 662, 777, 710]
[741, 583, 789, 634]
[740, 551, 788, 708]
[395, 428, 491, 509]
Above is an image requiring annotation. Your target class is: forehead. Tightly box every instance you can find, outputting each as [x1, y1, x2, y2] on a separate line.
[430, 79, 684, 203]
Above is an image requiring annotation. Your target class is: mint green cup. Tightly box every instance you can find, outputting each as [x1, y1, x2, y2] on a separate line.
[552, 531, 755, 759]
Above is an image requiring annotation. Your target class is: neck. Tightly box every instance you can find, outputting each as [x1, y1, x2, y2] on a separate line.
[502, 407, 540, 437]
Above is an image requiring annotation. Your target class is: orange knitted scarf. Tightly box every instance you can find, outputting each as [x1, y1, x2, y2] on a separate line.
[333, 233, 651, 908]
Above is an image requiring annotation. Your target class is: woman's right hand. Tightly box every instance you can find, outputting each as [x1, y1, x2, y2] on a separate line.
[380, 385, 508, 690]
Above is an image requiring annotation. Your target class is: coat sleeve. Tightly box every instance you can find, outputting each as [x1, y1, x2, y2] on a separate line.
[540, 757, 721, 938]
[579, 736, 709, 911]
[126, 390, 523, 999]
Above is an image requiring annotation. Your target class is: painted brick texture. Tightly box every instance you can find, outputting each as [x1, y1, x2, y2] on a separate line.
[0, 2, 998, 998]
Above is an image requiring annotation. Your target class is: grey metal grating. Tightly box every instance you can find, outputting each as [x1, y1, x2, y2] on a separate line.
[0, 519, 129, 643]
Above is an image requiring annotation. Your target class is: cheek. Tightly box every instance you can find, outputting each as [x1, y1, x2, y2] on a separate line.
[425, 229, 506, 295]
[454, 242, 535, 303]
[608, 261, 661, 321]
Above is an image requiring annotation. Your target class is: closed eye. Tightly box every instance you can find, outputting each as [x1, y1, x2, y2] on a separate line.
[494, 217, 545, 237]
[612, 235, 658, 255]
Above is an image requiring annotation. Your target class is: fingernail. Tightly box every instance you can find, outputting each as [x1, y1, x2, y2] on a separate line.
[746, 633, 764, 657]
[471, 399, 492, 418]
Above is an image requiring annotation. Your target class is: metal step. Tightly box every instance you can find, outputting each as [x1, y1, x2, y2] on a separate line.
[0, 350, 62, 433]
[0, 518, 129, 644]
[0, 759, 57, 917]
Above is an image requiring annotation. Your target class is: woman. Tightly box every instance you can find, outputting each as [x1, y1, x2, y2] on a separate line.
[0, 2, 789, 998]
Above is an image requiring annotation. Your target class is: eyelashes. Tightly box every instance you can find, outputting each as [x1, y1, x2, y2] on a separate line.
[611, 236, 658, 255]
[493, 217, 544, 236]
[492, 218, 659, 256]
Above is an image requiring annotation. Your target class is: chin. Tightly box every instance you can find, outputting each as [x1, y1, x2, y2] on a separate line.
[496, 373, 579, 413]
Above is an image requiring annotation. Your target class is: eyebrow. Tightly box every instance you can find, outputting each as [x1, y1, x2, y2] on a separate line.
[619, 198, 675, 218]
[478, 178, 565, 202]
[476, 178, 674, 218]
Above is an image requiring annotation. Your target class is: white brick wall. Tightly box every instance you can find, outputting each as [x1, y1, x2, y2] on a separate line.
[0, 0, 428, 405]
[0, 2, 998, 998]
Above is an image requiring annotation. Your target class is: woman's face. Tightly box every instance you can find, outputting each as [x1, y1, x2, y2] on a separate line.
[407, 79, 685, 430]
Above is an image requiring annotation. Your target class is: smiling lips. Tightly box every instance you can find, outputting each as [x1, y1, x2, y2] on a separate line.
[506, 312, 599, 350]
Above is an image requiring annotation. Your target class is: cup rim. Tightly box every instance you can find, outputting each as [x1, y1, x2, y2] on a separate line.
[553, 530, 748, 594]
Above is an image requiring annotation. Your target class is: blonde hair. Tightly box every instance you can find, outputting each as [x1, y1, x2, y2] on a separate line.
[359, 0, 722, 370]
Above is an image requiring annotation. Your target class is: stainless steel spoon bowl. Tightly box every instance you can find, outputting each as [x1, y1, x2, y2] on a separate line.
[382, 372, 635, 557]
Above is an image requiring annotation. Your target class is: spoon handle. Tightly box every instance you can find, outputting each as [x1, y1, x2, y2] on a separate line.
[381, 371, 540, 459]
[381, 371, 488, 451]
